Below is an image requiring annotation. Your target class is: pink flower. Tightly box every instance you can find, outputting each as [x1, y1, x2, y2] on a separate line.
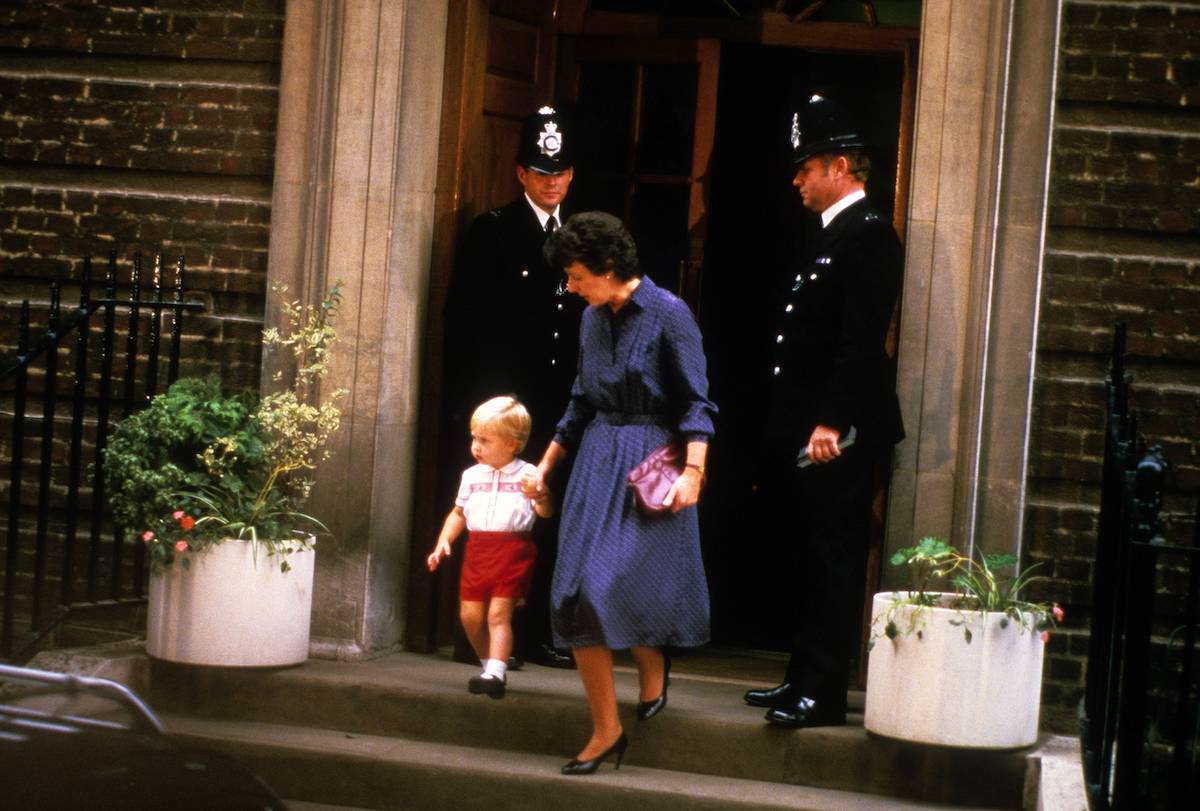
[172, 510, 185, 520]
[179, 515, 196, 531]
[141, 530, 154, 543]
[1052, 604, 1064, 623]
[1040, 630, 1050, 643]
[175, 540, 188, 552]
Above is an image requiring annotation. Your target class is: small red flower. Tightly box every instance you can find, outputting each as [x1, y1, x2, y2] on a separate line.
[1040, 630, 1051, 643]
[172, 510, 185, 520]
[179, 515, 196, 531]
[1052, 604, 1064, 623]
[141, 530, 154, 543]
[175, 540, 188, 552]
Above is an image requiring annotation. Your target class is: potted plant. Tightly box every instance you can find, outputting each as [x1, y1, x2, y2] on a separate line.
[104, 283, 345, 667]
[863, 537, 1063, 748]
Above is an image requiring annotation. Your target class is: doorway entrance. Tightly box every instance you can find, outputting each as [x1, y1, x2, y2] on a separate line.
[409, 4, 918, 675]
[557, 35, 911, 658]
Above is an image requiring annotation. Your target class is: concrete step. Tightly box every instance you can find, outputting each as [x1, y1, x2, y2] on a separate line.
[161, 713, 1009, 811]
[145, 651, 1032, 808]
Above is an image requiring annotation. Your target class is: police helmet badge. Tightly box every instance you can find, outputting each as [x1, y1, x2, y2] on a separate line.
[790, 112, 801, 151]
[518, 105, 573, 172]
[538, 121, 562, 158]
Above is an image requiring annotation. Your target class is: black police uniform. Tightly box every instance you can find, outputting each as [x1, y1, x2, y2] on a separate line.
[441, 107, 583, 666]
[443, 200, 582, 441]
[748, 96, 904, 726]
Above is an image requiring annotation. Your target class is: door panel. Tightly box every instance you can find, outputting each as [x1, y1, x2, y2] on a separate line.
[556, 37, 720, 309]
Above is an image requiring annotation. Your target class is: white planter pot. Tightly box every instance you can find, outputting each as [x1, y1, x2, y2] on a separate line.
[146, 539, 315, 667]
[863, 592, 1045, 748]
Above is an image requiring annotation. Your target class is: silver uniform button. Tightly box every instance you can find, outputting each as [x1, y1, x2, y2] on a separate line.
[556, 303, 563, 311]
[773, 366, 781, 376]
[521, 269, 529, 278]
[785, 303, 794, 313]
[810, 273, 818, 280]
[550, 359, 557, 366]
[776, 334, 784, 343]
[553, 332, 560, 339]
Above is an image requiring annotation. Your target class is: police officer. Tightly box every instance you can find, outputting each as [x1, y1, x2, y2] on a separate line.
[741, 95, 905, 727]
[443, 106, 584, 669]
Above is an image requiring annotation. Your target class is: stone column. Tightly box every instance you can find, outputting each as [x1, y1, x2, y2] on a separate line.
[887, 0, 1062, 573]
[264, 0, 450, 657]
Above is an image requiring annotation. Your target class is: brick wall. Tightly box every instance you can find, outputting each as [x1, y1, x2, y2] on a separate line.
[0, 1, 284, 646]
[0, 0, 285, 389]
[1029, 0, 1200, 731]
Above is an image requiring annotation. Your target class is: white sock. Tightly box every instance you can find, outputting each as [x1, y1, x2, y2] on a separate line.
[483, 658, 507, 680]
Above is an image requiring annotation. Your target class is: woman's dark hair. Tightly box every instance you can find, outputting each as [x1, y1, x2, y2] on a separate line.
[543, 211, 640, 280]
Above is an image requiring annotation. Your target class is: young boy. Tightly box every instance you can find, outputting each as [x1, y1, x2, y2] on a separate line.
[427, 396, 553, 698]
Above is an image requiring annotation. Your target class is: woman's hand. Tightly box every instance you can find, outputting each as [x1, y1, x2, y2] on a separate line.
[662, 467, 704, 513]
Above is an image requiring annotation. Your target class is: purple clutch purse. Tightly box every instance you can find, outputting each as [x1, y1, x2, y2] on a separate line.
[627, 443, 682, 515]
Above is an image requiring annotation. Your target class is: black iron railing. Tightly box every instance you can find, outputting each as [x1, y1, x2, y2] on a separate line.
[0, 252, 205, 662]
[1082, 323, 1200, 810]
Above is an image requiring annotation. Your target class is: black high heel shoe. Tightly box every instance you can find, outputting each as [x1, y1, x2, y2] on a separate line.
[636, 650, 671, 721]
[560, 732, 628, 775]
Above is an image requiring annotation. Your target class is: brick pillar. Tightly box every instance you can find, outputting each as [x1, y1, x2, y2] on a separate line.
[264, 0, 450, 657]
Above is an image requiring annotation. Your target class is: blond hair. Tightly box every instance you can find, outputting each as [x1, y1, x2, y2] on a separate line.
[470, 396, 532, 452]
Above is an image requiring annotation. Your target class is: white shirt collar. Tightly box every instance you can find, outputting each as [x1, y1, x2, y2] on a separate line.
[821, 189, 866, 228]
[497, 458, 526, 476]
[525, 194, 561, 231]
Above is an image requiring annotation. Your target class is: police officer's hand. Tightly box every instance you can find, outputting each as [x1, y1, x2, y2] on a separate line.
[806, 425, 842, 464]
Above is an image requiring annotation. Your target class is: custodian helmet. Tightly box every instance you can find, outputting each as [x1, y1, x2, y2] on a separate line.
[516, 105, 574, 174]
[789, 94, 871, 165]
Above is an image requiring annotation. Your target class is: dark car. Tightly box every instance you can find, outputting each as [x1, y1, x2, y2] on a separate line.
[0, 663, 286, 810]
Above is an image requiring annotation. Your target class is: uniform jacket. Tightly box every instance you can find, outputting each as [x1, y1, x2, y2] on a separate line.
[443, 198, 584, 444]
[765, 197, 905, 451]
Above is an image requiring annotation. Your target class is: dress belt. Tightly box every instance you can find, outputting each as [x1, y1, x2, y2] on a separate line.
[592, 411, 669, 427]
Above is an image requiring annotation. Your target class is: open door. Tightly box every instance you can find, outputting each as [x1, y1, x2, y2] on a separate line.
[555, 37, 720, 311]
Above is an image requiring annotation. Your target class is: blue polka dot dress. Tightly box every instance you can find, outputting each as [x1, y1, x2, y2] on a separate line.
[550, 276, 717, 650]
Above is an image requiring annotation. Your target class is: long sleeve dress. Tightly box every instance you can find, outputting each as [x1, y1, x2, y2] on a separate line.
[550, 276, 718, 650]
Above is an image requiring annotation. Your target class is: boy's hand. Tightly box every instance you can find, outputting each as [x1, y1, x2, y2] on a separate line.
[521, 470, 546, 501]
[426, 540, 452, 571]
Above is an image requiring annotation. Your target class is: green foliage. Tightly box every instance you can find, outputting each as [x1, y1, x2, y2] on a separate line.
[104, 283, 345, 570]
[875, 537, 1062, 646]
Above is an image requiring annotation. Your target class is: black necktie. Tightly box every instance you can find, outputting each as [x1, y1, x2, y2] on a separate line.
[546, 217, 557, 234]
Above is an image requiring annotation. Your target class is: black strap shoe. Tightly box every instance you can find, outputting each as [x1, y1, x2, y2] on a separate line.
[743, 681, 795, 708]
[467, 674, 506, 699]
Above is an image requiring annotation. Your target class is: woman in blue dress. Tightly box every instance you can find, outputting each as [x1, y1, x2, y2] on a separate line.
[529, 212, 717, 775]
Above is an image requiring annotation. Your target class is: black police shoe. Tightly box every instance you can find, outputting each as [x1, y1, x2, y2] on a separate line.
[764, 696, 846, 728]
[743, 681, 795, 709]
[529, 643, 575, 669]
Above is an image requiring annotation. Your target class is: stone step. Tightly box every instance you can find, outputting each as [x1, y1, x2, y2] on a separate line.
[161, 714, 1009, 811]
[145, 651, 1032, 808]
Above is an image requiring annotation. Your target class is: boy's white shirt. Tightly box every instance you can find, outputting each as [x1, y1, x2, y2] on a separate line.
[456, 457, 539, 533]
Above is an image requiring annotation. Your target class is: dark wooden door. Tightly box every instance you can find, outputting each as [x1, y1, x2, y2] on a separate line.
[555, 37, 720, 311]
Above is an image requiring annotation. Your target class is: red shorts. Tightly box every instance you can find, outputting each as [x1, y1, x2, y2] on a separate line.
[459, 531, 537, 602]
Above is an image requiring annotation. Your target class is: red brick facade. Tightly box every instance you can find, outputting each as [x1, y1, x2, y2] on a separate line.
[0, 0, 284, 391]
[1029, 0, 1200, 729]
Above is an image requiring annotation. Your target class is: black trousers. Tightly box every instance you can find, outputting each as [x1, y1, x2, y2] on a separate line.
[757, 440, 875, 710]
